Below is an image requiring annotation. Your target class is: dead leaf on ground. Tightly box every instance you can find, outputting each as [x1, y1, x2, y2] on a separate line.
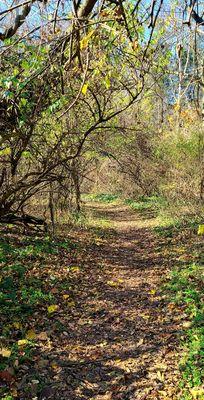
[0, 348, 12, 358]
[38, 331, 49, 341]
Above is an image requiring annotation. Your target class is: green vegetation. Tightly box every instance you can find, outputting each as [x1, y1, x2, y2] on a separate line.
[124, 195, 167, 212]
[166, 263, 204, 400]
[83, 193, 119, 203]
[0, 235, 76, 371]
[92, 193, 119, 203]
[0, 1, 204, 398]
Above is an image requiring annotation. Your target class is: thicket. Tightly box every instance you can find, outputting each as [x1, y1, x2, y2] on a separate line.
[0, 1, 203, 230]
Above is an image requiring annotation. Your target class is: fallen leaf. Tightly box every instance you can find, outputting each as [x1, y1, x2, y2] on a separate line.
[82, 83, 88, 95]
[38, 332, 48, 341]
[167, 302, 175, 310]
[47, 305, 58, 313]
[141, 313, 150, 320]
[183, 321, 191, 328]
[50, 288, 58, 294]
[158, 391, 168, 398]
[136, 338, 144, 346]
[99, 341, 107, 347]
[155, 363, 167, 371]
[26, 329, 36, 340]
[197, 225, 204, 235]
[63, 294, 70, 299]
[31, 379, 39, 384]
[71, 266, 80, 273]
[67, 301, 75, 307]
[51, 362, 58, 370]
[0, 347, 11, 357]
[190, 387, 204, 398]
[11, 388, 18, 397]
[107, 280, 117, 287]
[0, 370, 15, 383]
[13, 322, 22, 329]
[157, 370, 165, 382]
[17, 339, 28, 346]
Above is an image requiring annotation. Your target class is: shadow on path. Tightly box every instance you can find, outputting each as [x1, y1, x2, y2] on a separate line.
[30, 202, 182, 400]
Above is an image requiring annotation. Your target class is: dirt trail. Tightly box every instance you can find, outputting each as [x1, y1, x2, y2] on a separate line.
[36, 202, 181, 400]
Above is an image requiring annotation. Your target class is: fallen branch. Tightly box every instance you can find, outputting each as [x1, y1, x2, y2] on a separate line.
[0, 213, 47, 231]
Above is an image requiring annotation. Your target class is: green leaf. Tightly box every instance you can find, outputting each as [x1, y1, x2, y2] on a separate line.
[20, 98, 28, 107]
[22, 151, 31, 159]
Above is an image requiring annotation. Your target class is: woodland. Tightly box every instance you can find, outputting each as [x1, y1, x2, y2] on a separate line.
[0, 1, 203, 400]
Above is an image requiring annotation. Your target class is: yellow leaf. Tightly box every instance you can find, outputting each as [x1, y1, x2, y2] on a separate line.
[150, 289, 156, 295]
[26, 329, 36, 340]
[174, 102, 181, 112]
[0, 347, 11, 357]
[190, 387, 204, 399]
[118, 278, 124, 284]
[47, 304, 58, 313]
[82, 83, 88, 95]
[51, 362, 58, 370]
[141, 313, 150, 320]
[18, 339, 28, 346]
[67, 301, 75, 307]
[104, 75, 111, 89]
[13, 322, 22, 329]
[157, 370, 164, 382]
[71, 266, 80, 273]
[198, 224, 204, 235]
[158, 391, 168, 399]
[183, 321, 191, 328]
[80, 37, 88, 50]
[0, 147, 11, 156]
[80, 30, 95, 50]
[107, 280, 117, 287]
[63, 294, 70, 299]
[99, 341, 107, 347]
[136, 338, 144, 346]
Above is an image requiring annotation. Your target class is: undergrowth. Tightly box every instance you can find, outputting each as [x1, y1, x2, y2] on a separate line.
[165, 255, 204, 399]
[124, 195, 167, 212]
[0, 233, 77, 395]
[83, 193, 119, 203]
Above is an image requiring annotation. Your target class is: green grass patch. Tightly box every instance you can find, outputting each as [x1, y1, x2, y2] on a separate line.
[83, 193, 119, 203]
[154, 215, 203, 238]
[124, 195, 167, 213]
[166, 263, 204, 399]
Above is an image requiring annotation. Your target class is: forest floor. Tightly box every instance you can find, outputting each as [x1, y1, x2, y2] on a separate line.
[0, 200, 202, 400]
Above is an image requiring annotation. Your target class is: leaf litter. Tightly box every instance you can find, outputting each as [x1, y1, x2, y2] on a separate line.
[0, 202, 202, 399]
